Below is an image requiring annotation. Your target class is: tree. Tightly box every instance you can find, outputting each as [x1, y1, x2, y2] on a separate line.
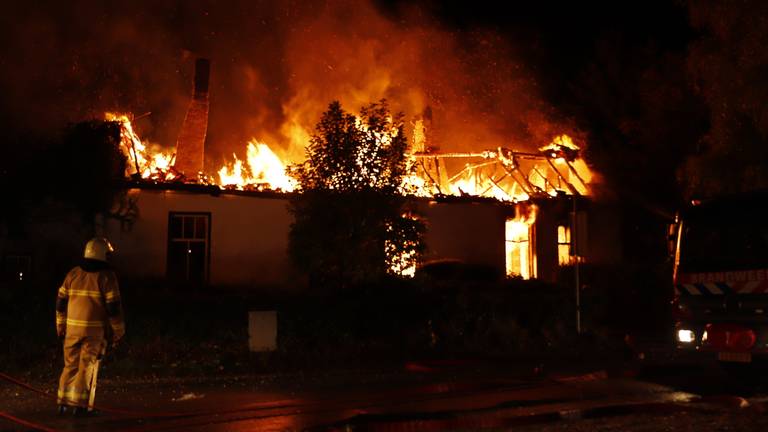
[288, 100, 424, 289]
[51, 120, 127, 222]
[0, 121, 126, 236]
[0, 133, 51, 237]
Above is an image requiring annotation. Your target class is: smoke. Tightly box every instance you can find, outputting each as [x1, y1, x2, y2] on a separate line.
[0, 0, 576, 170]
[680, 0, 768, 198]
[0, 1, 191, 146]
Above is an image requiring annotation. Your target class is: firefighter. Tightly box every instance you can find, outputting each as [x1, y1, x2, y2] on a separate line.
[55, 237, 125, 416]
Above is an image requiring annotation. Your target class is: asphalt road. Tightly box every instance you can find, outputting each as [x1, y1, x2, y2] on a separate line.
[2, 359, 768, 431]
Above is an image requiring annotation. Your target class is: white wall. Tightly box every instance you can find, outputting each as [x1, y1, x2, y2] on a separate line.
[104, 189, 510, 288]
[417, 200, 507, 272]
[105, 188, 295, 288]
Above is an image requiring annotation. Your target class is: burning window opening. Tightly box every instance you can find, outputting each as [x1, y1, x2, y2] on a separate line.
[557, 224, 586, 266]
[505, 205, 537, 280]
[557, 222, 587, 266]
[558, 224, 571, 266]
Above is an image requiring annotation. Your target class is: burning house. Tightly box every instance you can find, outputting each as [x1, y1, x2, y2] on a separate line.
[60, 58, 615, 291]
[1, 56, 620, 290]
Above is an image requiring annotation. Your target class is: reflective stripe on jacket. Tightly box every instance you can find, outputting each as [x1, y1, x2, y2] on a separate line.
[56, 265, 125, 338]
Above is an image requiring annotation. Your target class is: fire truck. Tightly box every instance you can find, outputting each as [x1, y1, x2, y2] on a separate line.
[672, 191, 768, 364]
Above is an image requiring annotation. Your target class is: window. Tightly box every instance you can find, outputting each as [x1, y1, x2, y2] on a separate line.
[167, 212, 210, 284]
[505, 218, 537, 279]
[558, 223, 585, 266]
[558, 225, 572, 265]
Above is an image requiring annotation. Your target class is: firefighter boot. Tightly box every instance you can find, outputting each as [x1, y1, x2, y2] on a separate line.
[72, 406, 99, 417]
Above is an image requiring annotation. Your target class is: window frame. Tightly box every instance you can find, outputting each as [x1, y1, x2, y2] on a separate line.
[505, 218, 537, 279]
[166, 211, 212, 285]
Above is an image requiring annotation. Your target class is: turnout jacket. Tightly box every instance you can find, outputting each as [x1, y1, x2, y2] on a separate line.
[55, 260, 125, 339]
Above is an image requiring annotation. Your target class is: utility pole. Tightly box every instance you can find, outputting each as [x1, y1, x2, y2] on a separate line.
[573, 195, 582, 335]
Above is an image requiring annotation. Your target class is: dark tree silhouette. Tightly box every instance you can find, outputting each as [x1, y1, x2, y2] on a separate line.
[51, 120, 127, 222]
[0, 134, 50, 237]
[0, 120, 126, 236]
[288, 100, 424, 289]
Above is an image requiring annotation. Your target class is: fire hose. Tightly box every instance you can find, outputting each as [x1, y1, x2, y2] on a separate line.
[0, 369, 154, 432]
[0, 369, 325, 432]
[0, 410, 58, 432]
[0, 368, 360, 432]
[1, 361, 552, 432]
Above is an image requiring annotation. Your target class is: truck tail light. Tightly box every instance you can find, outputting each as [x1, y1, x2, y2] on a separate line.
[703, 323, 756, 352]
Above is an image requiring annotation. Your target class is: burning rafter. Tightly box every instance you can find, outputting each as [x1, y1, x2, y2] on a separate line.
[409, 137, 591, 202]
[106, 113, 181, 183]
[108, 112, 592, 204]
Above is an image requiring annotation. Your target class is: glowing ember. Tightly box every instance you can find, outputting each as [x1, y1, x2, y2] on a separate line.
[387, 238, 417, 278]
[399, 171, 430, 197]
[386, 213, 421, 278]
[390, 249, 417, 277]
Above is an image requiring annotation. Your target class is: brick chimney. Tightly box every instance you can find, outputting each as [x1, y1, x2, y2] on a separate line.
[173, 58, 210, 178]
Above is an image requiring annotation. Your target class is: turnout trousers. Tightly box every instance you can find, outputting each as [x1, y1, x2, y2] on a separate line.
[57, 335, 105, 408]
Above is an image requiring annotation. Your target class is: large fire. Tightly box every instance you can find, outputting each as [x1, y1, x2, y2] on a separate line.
[409, 130, 593, 201]
[108, 113, 593, 202]
[506, 204, 538, 279]
[107, 113, 178, 182]
[109, 111, 593, 280]
[217, 141, 298, 192]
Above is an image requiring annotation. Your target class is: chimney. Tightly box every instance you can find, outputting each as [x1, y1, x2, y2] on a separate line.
[173, 58, 210, 178]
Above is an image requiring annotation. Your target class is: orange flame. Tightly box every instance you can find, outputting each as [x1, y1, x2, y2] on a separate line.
[506, 204, 538, 279]
[218, 141, 297, 192]
[108, 112, 593, 202]
[106, 113, 177, 182]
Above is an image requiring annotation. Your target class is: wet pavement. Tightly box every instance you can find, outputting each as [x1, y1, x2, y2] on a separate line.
[2, 358, 767, 431]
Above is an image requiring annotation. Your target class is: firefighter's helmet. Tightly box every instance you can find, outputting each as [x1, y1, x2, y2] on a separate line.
[84, 237, 114, 262]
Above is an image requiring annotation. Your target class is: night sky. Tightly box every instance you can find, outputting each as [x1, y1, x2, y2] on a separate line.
[1, 0, 765, 211]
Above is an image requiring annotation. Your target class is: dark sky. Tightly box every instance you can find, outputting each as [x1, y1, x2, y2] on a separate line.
[399, 1, 692, 64]
[2, 0, 756, 207]
[398, 1, 697, 128]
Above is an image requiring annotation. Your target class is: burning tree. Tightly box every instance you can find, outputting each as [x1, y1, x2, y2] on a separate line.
[289, 100, 424, 289]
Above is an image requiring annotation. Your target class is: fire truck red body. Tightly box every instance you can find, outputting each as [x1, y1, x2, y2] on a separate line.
[672, 192, 768, 363]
